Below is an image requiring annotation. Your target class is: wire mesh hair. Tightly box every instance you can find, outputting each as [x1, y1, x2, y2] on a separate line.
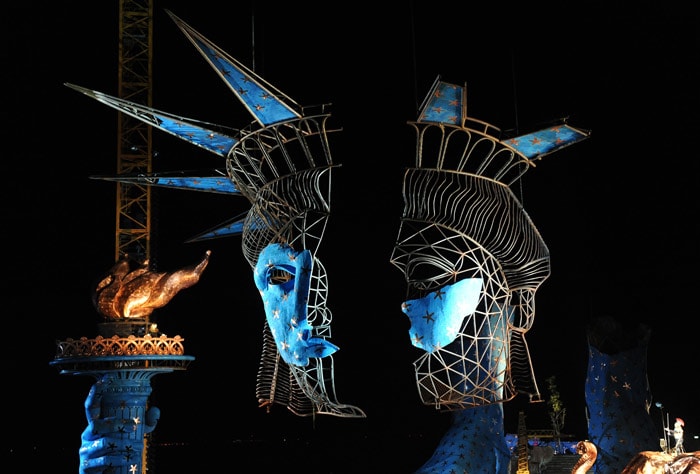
[390, 85, 551, 408]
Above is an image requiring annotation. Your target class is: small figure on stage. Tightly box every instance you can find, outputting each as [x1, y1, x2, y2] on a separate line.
[666, 418, 685, 454]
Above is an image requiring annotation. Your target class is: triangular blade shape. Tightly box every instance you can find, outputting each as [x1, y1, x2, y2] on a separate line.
[185, 212, 250, 241]
[65, 83, 237, 157]
[167, 10, 302, 127]
[90, 171, 241, 195]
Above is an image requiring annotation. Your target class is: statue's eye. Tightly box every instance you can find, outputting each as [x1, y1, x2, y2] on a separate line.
[267, 265, 295, 291]
[405, 256, 454, 289]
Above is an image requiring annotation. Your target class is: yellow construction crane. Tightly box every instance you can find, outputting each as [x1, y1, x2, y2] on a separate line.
[117, 1, 154, 471]
[116, 0, 153, 264]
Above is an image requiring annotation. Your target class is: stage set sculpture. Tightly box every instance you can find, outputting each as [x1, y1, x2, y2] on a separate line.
[59, 8, 700, 474]
[585, 316, 700, 473]
[621, 451, 700, 474]
[572, 440, 598, 474]
[389, 78, 590, 472]
[68, 10, 365, 422]
[51, 251, 209, 474]
[62, 9, 367, 473]
[584, 316, 658, 472]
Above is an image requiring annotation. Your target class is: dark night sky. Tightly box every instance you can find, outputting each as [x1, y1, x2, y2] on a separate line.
[6, 1, 700, 470]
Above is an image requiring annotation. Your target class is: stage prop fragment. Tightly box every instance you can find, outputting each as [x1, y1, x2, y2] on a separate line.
[585, 316, 658, 473]
[390, 77, 590, 472]
[51, 253, 207, 473]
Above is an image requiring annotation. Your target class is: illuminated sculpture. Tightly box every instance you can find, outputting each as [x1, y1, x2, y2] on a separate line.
[572, 440, 598, 473]
[620, 450, 700, 473]
[50, 252, 208, 473]
[93, 251, 211, 322]
[584, 316, 659, 472]
[62, 8, 595, 472]
[66, 10, 364, 420]
[389, 78, 590, 472]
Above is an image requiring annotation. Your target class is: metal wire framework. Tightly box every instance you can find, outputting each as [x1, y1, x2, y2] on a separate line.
[70, 12, 366, 420]
[230, 112, 364, 418]
[390, 116, 552, 411]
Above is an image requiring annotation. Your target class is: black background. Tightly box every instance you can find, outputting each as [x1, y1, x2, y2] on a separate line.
[5, 1, 699, 471]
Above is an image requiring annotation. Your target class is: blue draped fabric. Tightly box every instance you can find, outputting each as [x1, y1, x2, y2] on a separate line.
[415, 403, 511, 473]
[585, 323, 658, 473]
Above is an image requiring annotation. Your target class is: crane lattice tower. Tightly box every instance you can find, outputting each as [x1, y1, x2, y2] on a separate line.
[115, 0, 154, 264]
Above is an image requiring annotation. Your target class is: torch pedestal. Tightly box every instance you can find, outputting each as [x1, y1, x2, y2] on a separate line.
[50, 333, 194, 474]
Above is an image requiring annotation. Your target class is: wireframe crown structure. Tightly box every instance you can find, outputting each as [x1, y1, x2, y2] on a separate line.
[412, 77, 589, 183]
[390, 76, 590, 409]
[67, 10, 363, 419]
[67, 10, 590, 419]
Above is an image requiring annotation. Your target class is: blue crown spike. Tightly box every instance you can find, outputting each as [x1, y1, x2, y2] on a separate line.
[166, 10, 302, 128]
[417, 79, 465, 126]
[413, 77, 591, 185]
[185, 212, 251, 242]
[64, 83, 238, 157]
[90, 172, 242, 195]
[504, 123, 591, 161]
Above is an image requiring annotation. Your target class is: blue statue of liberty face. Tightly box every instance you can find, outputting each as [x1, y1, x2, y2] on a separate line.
[391, 218, 514, 407]
[253, 242, 338, 367]
[401, 278, 483, 352]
